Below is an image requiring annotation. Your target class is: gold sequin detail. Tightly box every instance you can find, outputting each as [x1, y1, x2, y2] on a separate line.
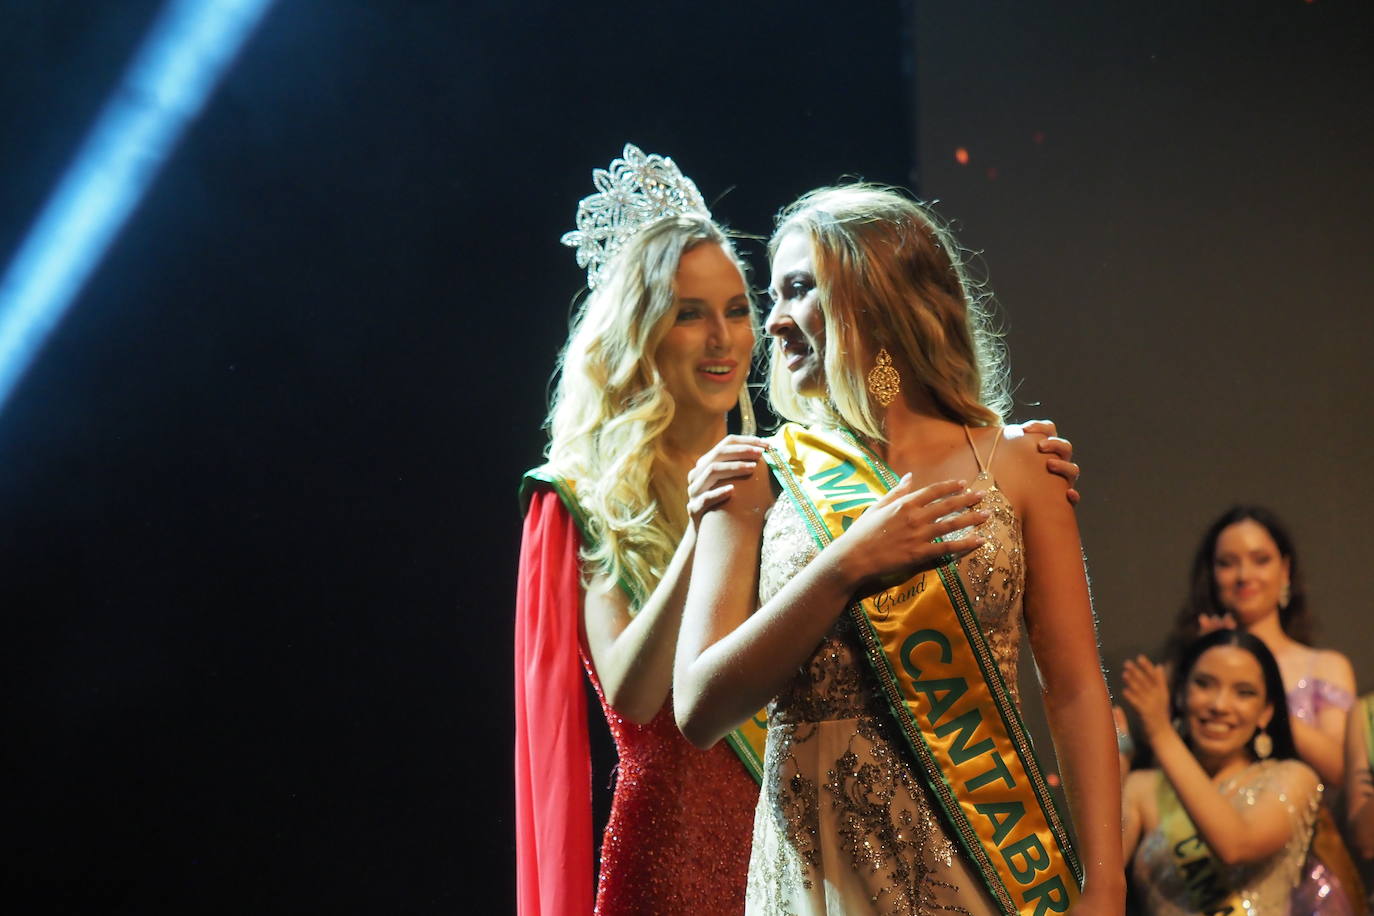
[746, 481, 1024, 915]
[1130, 760, 1321, 914]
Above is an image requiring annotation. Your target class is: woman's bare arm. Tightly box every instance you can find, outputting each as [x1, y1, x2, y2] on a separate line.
[1289, 649, 1355, 787]
[673, 461, 985, 748]
[1345, 698, 1374, 859]
[1121, 769, 1153, 865]
[1121, 655, 1319, 865]
[582, 436, 765, 724]
[1004, 435, 1124, 910]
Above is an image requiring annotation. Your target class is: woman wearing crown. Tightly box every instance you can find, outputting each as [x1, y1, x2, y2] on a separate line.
[674, 185, 1122, 914]
[516, 152, 1082, 916]
[515, 145, 768, 916]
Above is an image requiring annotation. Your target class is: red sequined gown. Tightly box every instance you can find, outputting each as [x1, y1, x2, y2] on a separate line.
[515, 485, 757, 916]
[583, 661, 758, 914]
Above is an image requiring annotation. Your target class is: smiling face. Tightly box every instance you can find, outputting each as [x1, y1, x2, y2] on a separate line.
[653, 241, 753, 421]
[1212, 519, 1290, 628]
[1182, 645, 1273, 766]
[766, 229, 827, 397]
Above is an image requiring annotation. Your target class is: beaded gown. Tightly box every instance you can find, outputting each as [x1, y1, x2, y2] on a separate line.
[582, 655, 759, 914]
[745, 435, 1025, 916]
[1130, 761, 1321, 915]
[1286, 674, 1362, 915]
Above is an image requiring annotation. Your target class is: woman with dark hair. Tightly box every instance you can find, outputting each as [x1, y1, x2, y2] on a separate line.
[1122, 630, 1323, 913]
[1167, 506, 1355, 788]
[1148, 506, 1365, 913]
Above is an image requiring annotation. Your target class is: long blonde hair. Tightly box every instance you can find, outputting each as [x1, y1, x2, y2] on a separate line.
[766, 184, 1009, 439]
[545, 214, 746, 606]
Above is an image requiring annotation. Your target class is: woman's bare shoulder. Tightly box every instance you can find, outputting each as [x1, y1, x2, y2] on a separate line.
[1311, 647, 1356, 688]
[1124, 768, 1162, 818]
[986, 425, 1068, 509]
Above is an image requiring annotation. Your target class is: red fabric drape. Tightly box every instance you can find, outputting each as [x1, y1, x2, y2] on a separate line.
[514, 489, 593, 915]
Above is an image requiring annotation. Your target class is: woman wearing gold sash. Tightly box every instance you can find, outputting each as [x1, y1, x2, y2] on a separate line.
[1122, 630, 1322, 914]
[674, 185, 1123, 914]
[518, 152, 1082, 916]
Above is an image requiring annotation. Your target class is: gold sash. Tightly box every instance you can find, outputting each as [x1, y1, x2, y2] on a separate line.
[1156, 775, 1247, 915]
[764, 424, 1081, 915]
[519, 469, 767, 784]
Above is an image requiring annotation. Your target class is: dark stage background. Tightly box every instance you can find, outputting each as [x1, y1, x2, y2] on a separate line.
[2, 1, 1370, 912]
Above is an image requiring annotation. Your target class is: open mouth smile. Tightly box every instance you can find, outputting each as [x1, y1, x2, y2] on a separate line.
[698, 362, 737, 382]
[777, 336, 813, 370]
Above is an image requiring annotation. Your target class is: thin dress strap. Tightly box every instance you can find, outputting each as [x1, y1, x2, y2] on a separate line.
[962, 425, 1003, 476]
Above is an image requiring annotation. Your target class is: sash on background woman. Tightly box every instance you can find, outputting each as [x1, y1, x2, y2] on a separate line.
[1155, 776, 1250, 915]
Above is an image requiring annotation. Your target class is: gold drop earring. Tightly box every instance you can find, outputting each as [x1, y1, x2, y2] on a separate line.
[867, 347, 901, 408]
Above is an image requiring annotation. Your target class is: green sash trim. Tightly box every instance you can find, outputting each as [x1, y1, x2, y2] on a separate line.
[520, 468, 594, 546]
[724, 711, 768, 783]
[763, 424, 1081, 915]
[519, 467, 767, 785]
[1156, 775, 1246, 915]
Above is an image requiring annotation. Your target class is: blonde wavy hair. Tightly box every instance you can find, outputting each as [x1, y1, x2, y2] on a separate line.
[544, 214, 749, 607]
[766, 184, 1009, 440]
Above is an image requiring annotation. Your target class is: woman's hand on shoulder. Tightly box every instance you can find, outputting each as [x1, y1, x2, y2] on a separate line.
[830, 476, 986, 596]
[1196, 612, 1237, 636]
[686, 434, 769, 527]
[1009, 419, 1080, 504]
[992, 428, 1074, 517]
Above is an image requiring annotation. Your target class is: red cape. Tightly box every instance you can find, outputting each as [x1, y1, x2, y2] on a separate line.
[514, 488, 593, 915]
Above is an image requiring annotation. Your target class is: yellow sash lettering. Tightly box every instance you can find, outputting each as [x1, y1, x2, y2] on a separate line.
[1158, 776, 1245, 915]
[764, 424, 1081, 915]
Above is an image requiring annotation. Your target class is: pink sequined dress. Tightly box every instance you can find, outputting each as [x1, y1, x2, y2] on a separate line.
[515, 482, 757, 916]
[1286, 673, 1363, 915]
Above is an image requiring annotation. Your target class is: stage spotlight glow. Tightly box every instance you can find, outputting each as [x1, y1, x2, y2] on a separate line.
[0, 0, 277, 415]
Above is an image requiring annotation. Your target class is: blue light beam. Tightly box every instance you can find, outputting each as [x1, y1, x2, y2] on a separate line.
[0, 0, 277, 414]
